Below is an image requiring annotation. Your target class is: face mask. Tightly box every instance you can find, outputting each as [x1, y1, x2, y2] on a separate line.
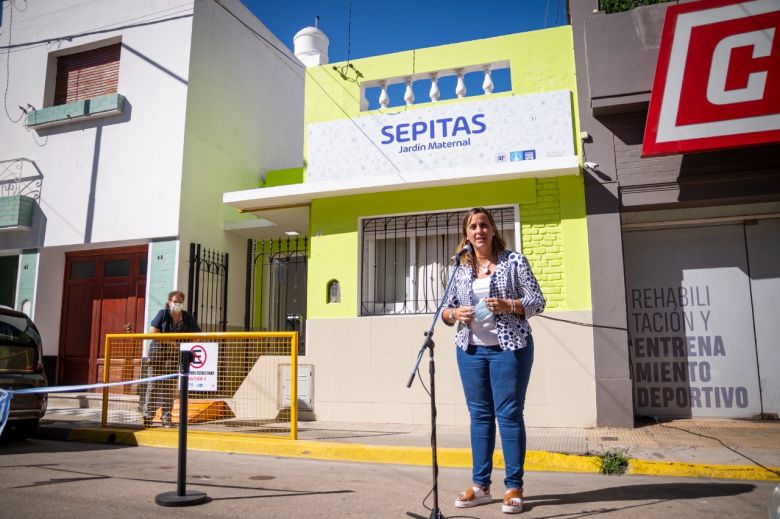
[474, 299, 492, 321]
[170, 302, 183, 312]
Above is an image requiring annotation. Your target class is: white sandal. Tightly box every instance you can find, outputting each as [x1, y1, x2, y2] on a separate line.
[502, 488, 523, 514]
[454, 484, 492, 508]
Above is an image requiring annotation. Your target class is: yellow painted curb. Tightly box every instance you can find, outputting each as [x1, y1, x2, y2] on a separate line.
[526, 451, 602, 474]
[630, 459, 780, 481]
[61, 426, 780, 482]
[66, 427, 602, 474]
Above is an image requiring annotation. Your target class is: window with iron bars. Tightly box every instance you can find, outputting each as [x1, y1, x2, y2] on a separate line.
[360, 207, 517, 316]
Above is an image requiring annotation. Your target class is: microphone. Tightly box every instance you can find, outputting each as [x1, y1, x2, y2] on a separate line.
[450, 243, 472, 262]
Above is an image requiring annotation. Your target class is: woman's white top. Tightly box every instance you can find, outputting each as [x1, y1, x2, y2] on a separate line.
[469, 276, 499, 346]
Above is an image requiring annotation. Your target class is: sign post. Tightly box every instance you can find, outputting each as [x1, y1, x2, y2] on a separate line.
[155, 350, 208, 507]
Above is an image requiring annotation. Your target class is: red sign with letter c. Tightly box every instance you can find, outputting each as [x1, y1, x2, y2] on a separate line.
[643, 0, 780, 156]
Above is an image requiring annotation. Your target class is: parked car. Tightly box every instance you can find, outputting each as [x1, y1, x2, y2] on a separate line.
[0, 306, 47, 440]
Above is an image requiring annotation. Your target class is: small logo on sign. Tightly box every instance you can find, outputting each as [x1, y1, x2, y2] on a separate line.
[495, 152, 508, 163]
[510, 150, 536, 161]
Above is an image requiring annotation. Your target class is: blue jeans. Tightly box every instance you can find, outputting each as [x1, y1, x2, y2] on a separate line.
[456, 337, 534, 489]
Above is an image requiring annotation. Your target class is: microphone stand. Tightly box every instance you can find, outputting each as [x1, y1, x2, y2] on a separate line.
[406, 254, 463, 519]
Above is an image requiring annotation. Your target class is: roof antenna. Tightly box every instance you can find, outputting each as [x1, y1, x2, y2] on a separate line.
[314, 16, 319, 28]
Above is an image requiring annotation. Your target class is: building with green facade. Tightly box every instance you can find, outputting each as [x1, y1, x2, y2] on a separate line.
[225, 25, 601, 427]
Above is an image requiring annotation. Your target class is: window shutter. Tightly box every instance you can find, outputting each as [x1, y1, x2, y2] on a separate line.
[54, 43, 121, 105]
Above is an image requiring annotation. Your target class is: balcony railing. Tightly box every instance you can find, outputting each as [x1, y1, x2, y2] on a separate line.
[0, 158, 42, 200]
[359, 60, 510, 111]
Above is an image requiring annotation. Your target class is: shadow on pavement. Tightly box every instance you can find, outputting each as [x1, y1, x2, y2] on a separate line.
[0, 437, 130, 454]
[526, 482, 756, 513]
[7, 462, 356, 502]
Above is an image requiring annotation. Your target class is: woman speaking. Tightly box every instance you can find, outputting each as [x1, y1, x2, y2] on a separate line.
[442, 207, 545, 514]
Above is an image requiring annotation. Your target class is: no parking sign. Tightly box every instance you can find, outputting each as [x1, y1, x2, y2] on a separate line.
[180, 342, 219, 391]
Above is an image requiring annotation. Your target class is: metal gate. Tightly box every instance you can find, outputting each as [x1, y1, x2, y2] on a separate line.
[187, 243, 229, 332]
[245, 237, 308, 354]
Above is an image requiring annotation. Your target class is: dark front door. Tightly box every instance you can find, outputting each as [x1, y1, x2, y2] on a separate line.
[0, 255, 18, 307]
[246, 237, 308, 355]
[58, 246, 147, 385]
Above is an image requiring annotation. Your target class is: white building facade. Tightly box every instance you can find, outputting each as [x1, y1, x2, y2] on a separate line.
[0, 0, 303, 384]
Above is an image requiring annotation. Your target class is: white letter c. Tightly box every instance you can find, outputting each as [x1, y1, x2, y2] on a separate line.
[707, 28, 774, 105]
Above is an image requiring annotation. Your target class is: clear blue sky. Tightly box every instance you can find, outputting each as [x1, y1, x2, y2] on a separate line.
[242, 1, 569, 63]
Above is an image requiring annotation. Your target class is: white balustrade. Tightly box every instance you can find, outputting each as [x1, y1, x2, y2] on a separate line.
[361, 60, 509, 111]
[429, 73, 440, 102]
[378, 81, 389, 109]
[455, 69, 467, 98]
[404, 78, 415, 105]
[482, 65, 494, 94]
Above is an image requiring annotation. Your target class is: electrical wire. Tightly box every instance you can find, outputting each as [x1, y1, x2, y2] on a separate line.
[332, 0, 358, 83]
[0, 0, 405, 179]
[653, 418, 780, 477]
[211, 0, 304, 71]
[3, 1, 24, 123]
[1, 0, 490, 187]
[544, 0, 550, 28]
[209, 0, 419, 181]
[304, 70, 402, 174]
[345, 0, 352, 65]
[0, 2, 196, 54]
[416, 368, 431, 397]
[421, 486, 434, 512]
[2, 2, 195, 143]
[535, 313, 630, 333]
[25, 123, 47, 147]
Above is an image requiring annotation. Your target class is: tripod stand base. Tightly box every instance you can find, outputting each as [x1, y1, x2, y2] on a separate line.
[155, 490, 208, 507]
[406, 509, 444, 519]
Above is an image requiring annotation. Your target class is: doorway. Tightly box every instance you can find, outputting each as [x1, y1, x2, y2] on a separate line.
[245, 237, 308, 355]
[0, 255, 19, 307]
[58, 246, 147, 385]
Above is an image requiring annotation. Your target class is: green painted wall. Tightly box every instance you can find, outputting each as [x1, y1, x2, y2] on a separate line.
[302, 26, 590, 318]
[16, 250, 38, 317]
[146, 240, 178, 331]
[264, 167, 304, 188]
[0, 195, 35, 228]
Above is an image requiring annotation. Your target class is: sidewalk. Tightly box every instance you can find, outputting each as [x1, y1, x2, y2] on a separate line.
[37, 403, 780, 482]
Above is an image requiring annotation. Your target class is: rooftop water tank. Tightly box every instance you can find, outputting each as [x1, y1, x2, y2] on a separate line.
[293, 25, 329, 67]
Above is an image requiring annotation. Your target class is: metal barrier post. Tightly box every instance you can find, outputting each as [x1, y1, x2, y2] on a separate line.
[101, 335, 111, 428]
[155, 350, 207, 507]
[291, 332, 298, 440]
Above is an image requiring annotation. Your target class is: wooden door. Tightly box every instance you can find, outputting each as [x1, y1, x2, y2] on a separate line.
[59, 246, 147, 385]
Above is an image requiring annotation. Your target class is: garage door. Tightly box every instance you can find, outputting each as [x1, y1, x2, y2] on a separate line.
[624, 219, 779, 418]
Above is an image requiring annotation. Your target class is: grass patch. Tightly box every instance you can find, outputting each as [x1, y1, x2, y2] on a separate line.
[599, 449, 630, 475]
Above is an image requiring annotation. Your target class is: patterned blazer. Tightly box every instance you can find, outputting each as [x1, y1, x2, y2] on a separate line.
[444, 250, 545, 351]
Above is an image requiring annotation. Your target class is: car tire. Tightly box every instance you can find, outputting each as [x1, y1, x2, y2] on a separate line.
[1, 419, 39, 442]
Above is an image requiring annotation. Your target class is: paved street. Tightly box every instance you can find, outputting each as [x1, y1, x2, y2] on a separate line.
[0, 438, 775, 518]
